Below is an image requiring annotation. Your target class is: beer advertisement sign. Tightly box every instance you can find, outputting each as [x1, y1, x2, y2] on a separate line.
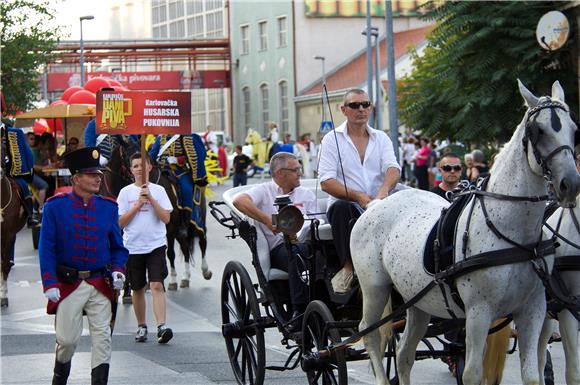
[96, 90, 191, 135]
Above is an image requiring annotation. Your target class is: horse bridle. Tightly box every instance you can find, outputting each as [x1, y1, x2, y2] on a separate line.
[522, 100, 576, 180]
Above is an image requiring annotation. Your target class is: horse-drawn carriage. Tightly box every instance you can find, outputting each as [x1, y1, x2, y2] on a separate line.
[210, 80, 580, 385]
[210, 179, 491, 385]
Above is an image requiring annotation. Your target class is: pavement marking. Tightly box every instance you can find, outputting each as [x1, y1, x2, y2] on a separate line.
[1, 352, 218, 385]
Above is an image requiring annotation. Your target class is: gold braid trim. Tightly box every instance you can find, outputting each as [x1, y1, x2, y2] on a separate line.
[181, 136, 199, 180]
[7, 132, 25, 176]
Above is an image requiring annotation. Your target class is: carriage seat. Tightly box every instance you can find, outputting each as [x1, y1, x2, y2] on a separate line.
[222, 179, 333, 281]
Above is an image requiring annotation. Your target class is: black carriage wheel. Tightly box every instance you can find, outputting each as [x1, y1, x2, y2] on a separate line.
[301, 300, 347, 385]
[385, 333, 399, 385]
[221, 260, 265, 385]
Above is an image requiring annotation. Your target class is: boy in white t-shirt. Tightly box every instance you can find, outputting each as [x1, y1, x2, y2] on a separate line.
[117, 153, 174, 344]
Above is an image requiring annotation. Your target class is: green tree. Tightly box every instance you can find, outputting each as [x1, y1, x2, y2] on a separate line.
[1, 0, 62, 116]
[399, 1, 578, 145]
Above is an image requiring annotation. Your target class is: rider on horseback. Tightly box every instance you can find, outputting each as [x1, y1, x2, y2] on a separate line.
[1, 122, 37, 226]
[149, 133, 208, 237]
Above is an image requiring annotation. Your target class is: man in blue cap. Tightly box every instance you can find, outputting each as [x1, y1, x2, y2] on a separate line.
[39, 147, 128, 385]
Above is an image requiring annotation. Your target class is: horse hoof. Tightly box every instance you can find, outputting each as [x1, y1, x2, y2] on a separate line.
[179, 280, 189, 288]
[168, 282, 178, 291]
[122, 296, 132, 305]
[0, 298, 8, 307]
[203, 270, 213, 280]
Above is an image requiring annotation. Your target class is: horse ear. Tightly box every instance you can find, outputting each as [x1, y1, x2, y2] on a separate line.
[551, 80, 565, 103]
[518, 79, 539, 108]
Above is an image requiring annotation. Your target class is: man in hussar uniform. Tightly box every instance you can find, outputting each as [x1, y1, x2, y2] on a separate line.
[149, 133, 208, 236]
[39, 147, 128, 385]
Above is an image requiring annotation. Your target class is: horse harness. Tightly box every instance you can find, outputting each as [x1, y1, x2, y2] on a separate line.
[323, 101, 574, 354]
[543, 206, 580, 322]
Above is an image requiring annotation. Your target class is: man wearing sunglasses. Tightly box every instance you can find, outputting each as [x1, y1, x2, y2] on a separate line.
[318, 88, 400, 294]
[430, 153, 462, 201]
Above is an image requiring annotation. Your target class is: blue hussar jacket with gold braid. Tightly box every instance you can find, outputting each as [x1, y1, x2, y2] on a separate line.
[39, 192, 128, 292]
[84, 118, 115, 160]
[4, 127, 34, 180]
[149, 134, 208, 184]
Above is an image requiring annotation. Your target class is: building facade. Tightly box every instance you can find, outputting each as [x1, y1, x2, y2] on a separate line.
[229, 1, 295, 146]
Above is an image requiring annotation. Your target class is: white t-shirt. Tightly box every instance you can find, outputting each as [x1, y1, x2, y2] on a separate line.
[117, 182, 173, 254]
[205, 131, 218, 154]
[245, 181, 319, 250]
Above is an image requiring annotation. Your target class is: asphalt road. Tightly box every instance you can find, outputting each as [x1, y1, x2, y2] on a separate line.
[1, 177, 567, 384]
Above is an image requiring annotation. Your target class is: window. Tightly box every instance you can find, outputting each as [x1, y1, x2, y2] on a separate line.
[258, 21, 268, 51]
[169, 20, 185, 37]
[242, 87, 251, 129]
[206, 10, 223, 38]
[277, 16, 287, 47]
[153, 25, 168, 38]
[279, 81, 288, 133]
[240, 25, 249, 55]
[192, 89, 206, 131]
[186, 0, 203, 14]
[260, 84, 269, 132]
[168, 0, 184, 19]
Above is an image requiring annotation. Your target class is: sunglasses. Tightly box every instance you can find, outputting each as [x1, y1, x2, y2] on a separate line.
[441, 165, 462, 172]
[345, 101, 372, 109]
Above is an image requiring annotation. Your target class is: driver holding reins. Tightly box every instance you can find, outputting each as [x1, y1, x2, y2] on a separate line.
[318, 88, 401, 294]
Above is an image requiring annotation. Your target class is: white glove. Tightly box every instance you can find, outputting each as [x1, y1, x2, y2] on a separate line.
[45, 287, 61, 302]
[167, 156, 177, 165]
[99, 155, 109, 167]
[112, 271, 125, 290]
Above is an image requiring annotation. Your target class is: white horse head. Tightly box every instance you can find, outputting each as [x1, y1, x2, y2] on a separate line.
[351, 80, 579, 385]
[517, 80, 580, 206]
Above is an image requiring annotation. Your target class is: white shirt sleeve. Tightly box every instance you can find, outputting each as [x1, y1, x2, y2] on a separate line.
[117, 187, 129, 215]
[154, 185, 173, 212]
[379, 132, 401, 173]
[317, 134, 339, 183]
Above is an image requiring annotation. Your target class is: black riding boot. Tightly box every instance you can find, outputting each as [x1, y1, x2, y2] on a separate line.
[24, 196, 38, 227]
[52, 360, 71, 385]
[91, 363, 109, 385]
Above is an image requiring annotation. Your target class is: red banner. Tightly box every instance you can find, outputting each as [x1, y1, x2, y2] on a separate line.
[48, 70, 230, 92]
[96, 91, 191, 135]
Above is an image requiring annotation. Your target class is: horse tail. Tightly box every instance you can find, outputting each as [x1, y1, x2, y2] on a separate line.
[481, 318, 511, 385]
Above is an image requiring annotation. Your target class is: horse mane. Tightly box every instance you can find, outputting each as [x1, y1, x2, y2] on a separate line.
[489, 95, 553, 176]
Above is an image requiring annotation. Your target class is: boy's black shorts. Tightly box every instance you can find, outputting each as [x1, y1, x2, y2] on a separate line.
[126, 246, 168, 291]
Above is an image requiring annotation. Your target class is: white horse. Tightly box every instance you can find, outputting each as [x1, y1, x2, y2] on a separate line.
[539, 197, 580, 385]
[350, 80, 580, 385]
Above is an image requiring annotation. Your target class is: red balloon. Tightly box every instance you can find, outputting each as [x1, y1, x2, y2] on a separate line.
[33, 119, 49, 135]
[61, 86, 83, 101]
[68, 90, 96, 105]
[46, 118, 63, 133]
[108, 79, 123, 87]
[84, 77, 111, 94]
[50, 100, 68, 106]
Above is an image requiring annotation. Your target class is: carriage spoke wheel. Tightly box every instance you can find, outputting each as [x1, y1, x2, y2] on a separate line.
[301, 300, 347, 385]
[221, 261, 265, 385]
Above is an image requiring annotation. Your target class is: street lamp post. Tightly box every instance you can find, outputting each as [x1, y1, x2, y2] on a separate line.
[314, 55, 327, 122]
[362, 27, 381, 131]
[79, 15, 95, 87]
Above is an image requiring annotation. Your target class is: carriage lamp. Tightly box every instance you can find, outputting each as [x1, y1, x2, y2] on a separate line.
[272, 195, 304, 235]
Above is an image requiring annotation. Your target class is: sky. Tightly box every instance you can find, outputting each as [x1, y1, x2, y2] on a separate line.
[52, 0, 112, 41]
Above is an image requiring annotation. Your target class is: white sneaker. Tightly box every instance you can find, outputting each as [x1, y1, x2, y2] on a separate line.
[331, 268, 354, 294]
[135, 326, 147, 342]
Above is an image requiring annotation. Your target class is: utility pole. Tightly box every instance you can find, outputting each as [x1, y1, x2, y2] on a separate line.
[365, 0, 374, 124]
[385, 0, 399, 159]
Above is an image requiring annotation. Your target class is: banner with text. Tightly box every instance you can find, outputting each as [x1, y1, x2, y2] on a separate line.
[96, 90, 191, 135]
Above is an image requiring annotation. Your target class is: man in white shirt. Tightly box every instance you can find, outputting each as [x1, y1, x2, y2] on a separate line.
[318, 89, 401, 293]
[204, 125, 218, 154]
[233, 152, 318, 319]
[117, 153, 174, 344]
